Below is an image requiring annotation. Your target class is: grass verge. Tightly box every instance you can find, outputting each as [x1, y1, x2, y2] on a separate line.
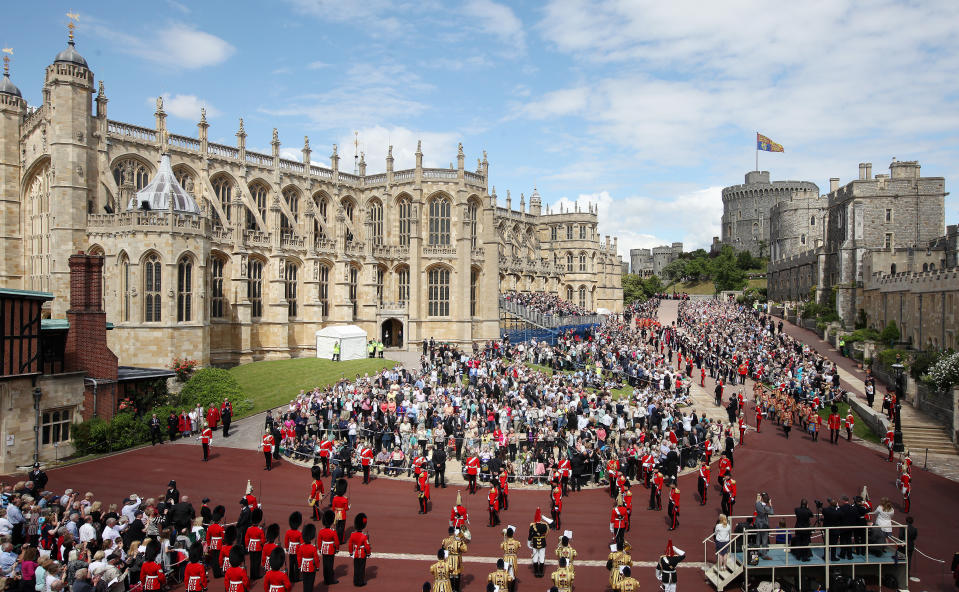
[816, 401, 881, 443]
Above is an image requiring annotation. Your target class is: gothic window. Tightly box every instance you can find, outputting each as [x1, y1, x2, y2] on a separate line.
[285, 261, 298, 318]
[551, 226, 558, 241]
[282, 188, 299, 237]
[579, 286, 587, 309]
[212, 176, 232, 225]
[470, 268, 479, 316]
[375, 266, 384, 303]
[467, 201, 478, 249]
[398, 198, 412, 246]
[174, 167, 195, 195]
[210, 257, 226, 319]
[176, 257, 193, 322]
[248, 259, 263, 318]
[427, 267, 450, 316]
[343, 199, 355, 243]
[318, 263, 330, 317]
[580, 225, 586, 239]
[120, 253, 131, 322]
[566, 285, 573, 301]
[397, 267, 410, 303]
[810, 215, 816, 226]
[579, 253, 587, 272]
[25, 165, 51, 292]
[428, 197, 451, 246]
[143, 254, 162, 323]
[314, 194, 328, 239]
[113, 158, 149, 190]
[349, 266, 358, 317]
[885, 209, 892, 222]
[369, 200, 384, 245]
[566, 225, 573, 240]
[566, 252, 573, 271]
[248, 183, 268, 230]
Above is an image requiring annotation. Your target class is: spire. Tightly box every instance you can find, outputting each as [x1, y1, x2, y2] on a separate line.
[0, 48, 21, 98]
[67, 11, 80, 44]
[200, 107, 207, 125]
[415, 140, 423, 169]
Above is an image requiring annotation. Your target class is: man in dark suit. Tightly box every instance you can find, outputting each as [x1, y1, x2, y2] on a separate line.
[432, 446, 447, 488]
[170, 495, 196, 534]
[837, 496, 859, 559]
[822, 499, 843, 561]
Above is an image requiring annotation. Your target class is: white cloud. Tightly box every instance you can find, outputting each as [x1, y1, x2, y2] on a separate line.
[336, 126, 460, 172]
[306, 61, 329, 70]
[284, 0, 407, 35]
[90, 20, 235, 69]
[148, 93, 221, 120]
[549, 187, 723, 256]
[462, 0, 526, 51]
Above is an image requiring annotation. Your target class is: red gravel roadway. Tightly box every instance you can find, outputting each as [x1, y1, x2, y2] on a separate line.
[27, 422, 959, 592]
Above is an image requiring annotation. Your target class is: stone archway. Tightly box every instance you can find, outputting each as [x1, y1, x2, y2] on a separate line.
[381, 318, 404, 348]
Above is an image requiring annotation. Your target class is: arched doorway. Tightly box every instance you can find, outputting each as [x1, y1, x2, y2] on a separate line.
[381, 318, 404, 348]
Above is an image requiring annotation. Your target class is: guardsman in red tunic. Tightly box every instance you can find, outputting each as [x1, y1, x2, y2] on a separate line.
[141, 540, 167, 592]
[610, 495, 628, 547]
[220, 525, 238, 577]
[224, 547, 249, 592]
[649, 471, 664, 510]
[667, 485, 681, 530]
[755, 406, 763, 433]
[844, 412, 855, 441]
[201, 425, 213, 461]
[261, 524, 280, 573]
[550, 466, 562, 491]
[558, 455, 572, 496]
[884, 429, 895, 461]
[900, 470, 911, 513]
[331, 479, 350, 543]
[317, 510, 340, 585]
[607, 457, 620, 498]
[206, 506, 227, 578]
[828, 407, 841, 444]
[700, 366, 706, 387]
[296, 523, 319, 592]
[704, 439, 713, 465]
[262, 431, 276, 470]
[465, 455, 480, 494]
[450, 491, 468, 529]
[717, 455, 731, 489]
[738, 415, 746, 445]
[309, 466, 325, 521]
[245, 508, 265, 580]
[697, 462, 710, 505]
[418, 469, 431, 514]
[284, 512, 303, 583]
[488, 484, 500, 527]
[360, 443, 374, 484]
[642, 451, 655, 487]
[550, 485, 563, 531]
[622, 483, 633, 531]
[318, 437, 334, 476]
[722, 478, 737, 516]
[347, 514, 371, 587]
[262, 548, 291, 592]
[184, 542, 208, 592]
[498, 468, 510, 511]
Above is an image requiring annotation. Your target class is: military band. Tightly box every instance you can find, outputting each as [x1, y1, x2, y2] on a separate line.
[528, 508, 549, 578]
[309, 466, 325, 521]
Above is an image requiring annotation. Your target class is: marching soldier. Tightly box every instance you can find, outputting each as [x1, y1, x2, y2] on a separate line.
[465, 454, 480, 494]
[331, 479, 350, 542]
[140, 540, 167, 592]
[262, 524, 280, 575]
[487, 559, 513, 592]
[284, 512, 303, 583]
[528, 508, 549, 578]
[550, 484, 563, 531]
[828, 406, 842, 444]
[295, 523, 319, 592]
[244, 508, 265, 580]
[611, 495, 628, 547]
[738, 414, 747, 445]
[309, 466, 325, 521]
[418, 468, 431, 514]
[200, 424, 213, 461]
[206, 506, 226, 578]
[550, 557, 573, 592]
[755, 404, 763, 433]
[317, 510, 340, 585]
[845, 411, 855, 441]
[318, 436, 334, 477]
[558, 455, 572, 496]
[667, 485, 680, 530]
[498, 468, 510, 510]
[224, 547, 249, 592]
[488, 484, 500, 526]
[649, 471, 664, 510]
[616, 566, 640, 592]
[900, 468, 911, 513]
[606, 540, 631, 591]
[450, 492, 468, 530]
[183, 542, 208, 592]
[556, 534, 577, 577]
[722, 478, 737, 516]
[622, 482, 633, 531]
[658, 540, 687, 592]
[501, 526, 521, 582]
[263, 548, 291, 592]
[220, 525, 238, 577]
[441, 526, 467, 592]
[347, 513, 371, 587]
[607, 455, 620, 498]
[430, 549, 453, 592]
[717, 454, 731, 489]
[262, 430, 276, 471]
[697, 461, 710, 505]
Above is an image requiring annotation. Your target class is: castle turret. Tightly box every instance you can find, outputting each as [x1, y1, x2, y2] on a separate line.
[0, 50, 26, 285]
[529, 186, 542, 216]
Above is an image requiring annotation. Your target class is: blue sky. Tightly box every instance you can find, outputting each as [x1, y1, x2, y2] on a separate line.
[5, 0, 958, 257]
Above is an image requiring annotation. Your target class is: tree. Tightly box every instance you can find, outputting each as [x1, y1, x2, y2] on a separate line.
[880, 321, 900, 345]
[622, 273, 646, 304]
[736, 250, 755, 271]
[660, 259, 687, 282]
[710, 245, 747, 292]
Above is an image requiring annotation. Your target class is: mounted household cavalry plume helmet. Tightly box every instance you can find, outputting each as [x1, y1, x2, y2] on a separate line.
[354, 513, 367, 532]
[245, 480, 253, 495]
[455, 491, 463, 506]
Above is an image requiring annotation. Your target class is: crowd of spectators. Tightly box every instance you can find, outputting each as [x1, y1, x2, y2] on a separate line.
[501, 291, 592, 317]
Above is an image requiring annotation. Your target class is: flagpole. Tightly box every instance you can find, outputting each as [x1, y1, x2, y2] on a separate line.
[755, 132, 759, 171]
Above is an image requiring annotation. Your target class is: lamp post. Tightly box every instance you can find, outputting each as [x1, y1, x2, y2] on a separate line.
[32, 386, 43, 465]
[890, 361, 905, 453]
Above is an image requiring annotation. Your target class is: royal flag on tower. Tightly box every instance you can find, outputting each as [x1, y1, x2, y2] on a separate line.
[756, 133, 784, 152]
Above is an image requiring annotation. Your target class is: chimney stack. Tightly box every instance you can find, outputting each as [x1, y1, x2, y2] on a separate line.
[865, 163, 872, 180]
[830, 178, 840, 192]
[858, 163, 866, 180]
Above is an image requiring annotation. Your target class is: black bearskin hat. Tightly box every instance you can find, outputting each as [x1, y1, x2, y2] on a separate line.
[289, 511, 303, 530]
[311, 465, 323, 480]
[334, 478, 348, 496]
[212, 505, 226, 522]
[265, 523, 280, 543]
[251, 507, 263, 525]
[353, 513, 367, 532]
[188, 542, 203, 563]
[223, 524, 237, 546]
[268, 547, 286, 571]
[302, 523, 316, 543]
[228, 546, 245, 568]
[322, 509, 335, 527]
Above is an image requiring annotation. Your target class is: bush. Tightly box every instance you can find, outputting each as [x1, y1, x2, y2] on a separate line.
[924, 351, 959, 389]
[72, 412, 149, 456]
[910, 350, 948, 380]
[879, 321, 900, 344]
[108, 412, 150, 449]
[72, 417, 110, 456]
[844, 328, 880, 344]
[179, 368, 253, 415]
[876, 348, 910, 368]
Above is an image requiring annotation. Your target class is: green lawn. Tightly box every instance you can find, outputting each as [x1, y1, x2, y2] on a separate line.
[229, 357, 396, 416]
[527, 363, 633, 399]
[816, 401, 881, 443]
[667, 277, 767, 295]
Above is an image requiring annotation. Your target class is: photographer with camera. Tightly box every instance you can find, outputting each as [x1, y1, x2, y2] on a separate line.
[754, 493, 774, 560]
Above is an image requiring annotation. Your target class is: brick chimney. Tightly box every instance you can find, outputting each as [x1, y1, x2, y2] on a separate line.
[65, 252, 119, 418]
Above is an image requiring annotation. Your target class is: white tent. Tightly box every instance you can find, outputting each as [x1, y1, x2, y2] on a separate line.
[315, 325, 368, 361]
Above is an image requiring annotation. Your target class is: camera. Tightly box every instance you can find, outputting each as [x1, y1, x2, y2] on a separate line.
[814, 499, 823, 509]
